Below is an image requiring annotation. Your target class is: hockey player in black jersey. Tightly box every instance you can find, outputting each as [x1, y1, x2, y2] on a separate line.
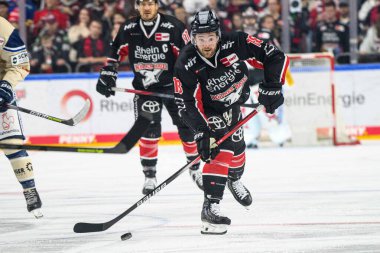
[173, 10, 289, 234]
[96, 0, 203, 194]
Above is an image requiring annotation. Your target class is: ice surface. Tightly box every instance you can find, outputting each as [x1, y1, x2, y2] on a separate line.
[1, 143, 380, 253]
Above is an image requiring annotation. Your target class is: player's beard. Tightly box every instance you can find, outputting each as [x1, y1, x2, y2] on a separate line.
[141, 11, 158, 22]
[199, 46, 218, 59]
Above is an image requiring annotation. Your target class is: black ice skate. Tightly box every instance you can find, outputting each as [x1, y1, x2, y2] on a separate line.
[23, 188, 43, 219]
[201, 199, 231, 235]
[142, 168, 157, 195]
[227, 179, 252, 208]
[189, 166, 204, 191]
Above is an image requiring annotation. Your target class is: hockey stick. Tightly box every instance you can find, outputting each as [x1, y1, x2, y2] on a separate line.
[4, 99, 91, 126]
[0, 114, 152, 154]
[241, 103, 261, 109]
[112, 87, 174, 99]
[112, 87, 258, 109]
[73, 104, 263, 233]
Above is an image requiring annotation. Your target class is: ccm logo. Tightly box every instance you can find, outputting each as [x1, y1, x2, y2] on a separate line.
[258, 87, 280, 96]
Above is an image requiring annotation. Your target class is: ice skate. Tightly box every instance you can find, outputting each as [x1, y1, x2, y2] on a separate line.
[227, 179, 252, 208]
[142, 177, 157, 195]
[189, 167, 204, 191]
[142, 167, 157, 195]
[201, 199, 231, 235]
[23, 188, 43, 219]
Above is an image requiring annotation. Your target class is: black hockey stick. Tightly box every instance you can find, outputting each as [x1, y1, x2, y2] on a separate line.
[112, 87, 174, 99]
[4, 99, 91, 126]
[0, 114, 151, 154]
[73, 104, 263, 233]
[112, 87, 258, 109]
[241, 103, 261, 109]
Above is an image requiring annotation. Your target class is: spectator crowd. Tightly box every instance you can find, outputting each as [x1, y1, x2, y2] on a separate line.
[0, 0, 379, 73]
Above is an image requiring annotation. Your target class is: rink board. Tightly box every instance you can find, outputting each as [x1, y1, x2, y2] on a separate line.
[9, 64, 380, 145]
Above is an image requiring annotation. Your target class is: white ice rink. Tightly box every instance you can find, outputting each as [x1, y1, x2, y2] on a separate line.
[1, 143, 380, 253]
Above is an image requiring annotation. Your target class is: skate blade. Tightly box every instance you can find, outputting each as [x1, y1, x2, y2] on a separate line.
[201, 221, 228, 235]
[31, 208, 43, 219]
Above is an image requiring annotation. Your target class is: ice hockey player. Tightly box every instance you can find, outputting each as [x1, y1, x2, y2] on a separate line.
[0, 17, 43, 218]
[173, 10, 289, 234]
[96, 0, 203, 194]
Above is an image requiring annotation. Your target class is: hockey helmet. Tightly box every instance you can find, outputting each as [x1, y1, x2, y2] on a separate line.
[136, 0, 158, 5]
[190, 10, 221, 44]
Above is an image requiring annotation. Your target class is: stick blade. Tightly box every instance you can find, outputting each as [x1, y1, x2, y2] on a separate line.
[71, 99, 91, 126]
[73, 222, 105, 233]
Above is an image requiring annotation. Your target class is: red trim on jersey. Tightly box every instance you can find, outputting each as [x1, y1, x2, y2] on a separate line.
[246, 58, 264, 69]
[202, 150, 233, 176]
[171, 43, 180, 59]
[230, 152, 246, 168]
[194, 83, 208, 124]
[280, 55, 290, 84]
[117, 44, 129, 62]
[139, 138, 159, 159]
[181, 141, 197, 156]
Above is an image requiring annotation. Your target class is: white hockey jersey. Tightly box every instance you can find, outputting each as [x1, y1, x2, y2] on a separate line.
[0, 16, 30, 88]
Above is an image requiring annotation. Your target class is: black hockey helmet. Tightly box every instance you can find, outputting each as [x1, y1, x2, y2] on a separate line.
[136, 0, 158, 4]
[190, 10, 221, 44]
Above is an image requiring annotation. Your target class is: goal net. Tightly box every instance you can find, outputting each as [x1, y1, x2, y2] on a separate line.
[283, 53, 360, 146]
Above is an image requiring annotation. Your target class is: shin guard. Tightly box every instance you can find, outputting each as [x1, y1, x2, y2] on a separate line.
[202, 150, 233, 202]
[139, 137, 159, 167]
[228, 151, 246, 180]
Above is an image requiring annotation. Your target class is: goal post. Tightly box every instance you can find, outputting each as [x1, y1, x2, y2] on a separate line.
[284, 53, 360, 146]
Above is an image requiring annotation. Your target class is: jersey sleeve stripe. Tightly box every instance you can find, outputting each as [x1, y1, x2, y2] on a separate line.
[246, 57, 264, 69]
[280, 55, 290, 84]
[3, 45, 26, 52]
[194, 83, 208, 125]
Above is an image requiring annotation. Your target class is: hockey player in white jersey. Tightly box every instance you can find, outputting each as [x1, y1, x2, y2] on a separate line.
[245, 83, 291, 148]
[0, 17, 43, 218]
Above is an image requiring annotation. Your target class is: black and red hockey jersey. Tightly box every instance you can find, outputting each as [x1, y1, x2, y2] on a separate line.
[107, 13, 190, 91]
[173, 31, 289, 131]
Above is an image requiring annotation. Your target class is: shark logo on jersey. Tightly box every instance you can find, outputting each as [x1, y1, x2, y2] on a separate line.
[210, 75, 248, 106]
[139, 69, 164, 88]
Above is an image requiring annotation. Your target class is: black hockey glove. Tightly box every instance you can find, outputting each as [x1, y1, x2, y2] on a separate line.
[96, 66, 118, 98]
[258, 83, 284, 114]
[0, 80, 15, 113]
[194, 128, 220, 163]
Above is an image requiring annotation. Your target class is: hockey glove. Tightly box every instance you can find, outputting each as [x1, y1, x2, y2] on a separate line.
[194, 128, 220, 163]
[0, 80, 15, 113]
[258, 83, 284, 114]
[96, 66, 118, 98]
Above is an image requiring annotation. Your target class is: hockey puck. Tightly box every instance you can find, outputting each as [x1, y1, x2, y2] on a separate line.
[121, 232, 132, 241]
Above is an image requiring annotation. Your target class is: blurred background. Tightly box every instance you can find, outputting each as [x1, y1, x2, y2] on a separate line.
[2, 0, 379, 73]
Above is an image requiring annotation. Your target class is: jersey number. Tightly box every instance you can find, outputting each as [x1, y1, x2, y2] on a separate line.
[173, 77, 183, 94]
[247, 35, 263, 48]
